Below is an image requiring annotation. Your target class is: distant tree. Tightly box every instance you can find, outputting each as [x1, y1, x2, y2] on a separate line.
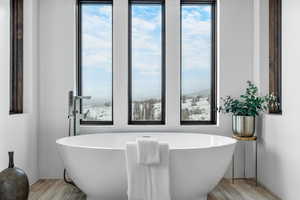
[191, 108, 203, 115]
[132, 98, 161, 121]
[182, 96, 187, 103]
[144, 100, 155, 120]
[182, 108, 190, 120]
[191, 100, 197, 106]
[133, 102, 141, 120]
[104, 102, 111, 107]
[191, 97, 198, 106]
[156, 112, 161, 120]
[196, 95, 202, 101]
[207, 95, 211, 103]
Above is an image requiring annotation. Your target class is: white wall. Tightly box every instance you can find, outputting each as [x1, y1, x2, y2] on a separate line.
[256, 0, 300, 199]
[0, 0, 38, 184]
[38, 0, 76, 178]
[38, 0, 254, 178]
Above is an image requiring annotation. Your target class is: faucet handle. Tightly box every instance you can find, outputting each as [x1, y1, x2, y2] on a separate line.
[82, 109, 90, 119]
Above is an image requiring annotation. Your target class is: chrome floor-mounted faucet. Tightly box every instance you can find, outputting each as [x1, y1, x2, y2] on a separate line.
[64, 91, 91, 185]
[68, 91, 91, 136]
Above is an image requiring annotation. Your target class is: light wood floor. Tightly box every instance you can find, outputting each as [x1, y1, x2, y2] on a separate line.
[29, 179, 280, 200]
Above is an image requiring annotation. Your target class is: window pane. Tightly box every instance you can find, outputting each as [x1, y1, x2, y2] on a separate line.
[130, 4, 164, 122]
[181, 5, 213, 122]
[81, 4, 113, 122]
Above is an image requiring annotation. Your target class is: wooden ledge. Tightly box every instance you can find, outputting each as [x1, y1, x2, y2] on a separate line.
[232, 135, 257, 141]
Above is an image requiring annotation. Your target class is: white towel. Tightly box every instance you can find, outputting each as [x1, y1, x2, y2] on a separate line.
[137, 138, 160, 165]
[126, 142, 171, 200]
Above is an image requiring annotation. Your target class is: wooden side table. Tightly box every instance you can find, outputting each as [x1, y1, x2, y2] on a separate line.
[231, 135, 258, 186]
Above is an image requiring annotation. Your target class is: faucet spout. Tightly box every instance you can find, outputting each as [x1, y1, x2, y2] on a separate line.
[75, 96, 91, 100]
[68, 91, 92, 136]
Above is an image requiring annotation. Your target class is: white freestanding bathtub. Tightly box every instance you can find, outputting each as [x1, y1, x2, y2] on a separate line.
[56, 133, 236, 200]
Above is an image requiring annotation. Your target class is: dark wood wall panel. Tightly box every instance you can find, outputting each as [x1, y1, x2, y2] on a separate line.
[10, 0, 24, 114]
[269, 0, 282, 114]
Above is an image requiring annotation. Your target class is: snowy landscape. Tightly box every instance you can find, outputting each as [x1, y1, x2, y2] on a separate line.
[83, 101, 112, 121]
[82, 90, 211, 121]
[181, 94, 211, 121]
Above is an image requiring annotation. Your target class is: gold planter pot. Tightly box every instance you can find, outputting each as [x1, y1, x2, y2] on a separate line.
[232, 115, 255, 137]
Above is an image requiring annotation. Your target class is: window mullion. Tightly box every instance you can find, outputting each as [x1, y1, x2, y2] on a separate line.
[165, 0, 181, 127]
[113, 0, 129, 127]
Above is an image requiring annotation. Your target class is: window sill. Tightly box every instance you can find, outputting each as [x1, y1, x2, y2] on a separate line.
[8, 112, 29, 120]
[80, 123, 220, 134]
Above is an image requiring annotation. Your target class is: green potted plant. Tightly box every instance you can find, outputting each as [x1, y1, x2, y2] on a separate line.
[218, 81, 278, 137]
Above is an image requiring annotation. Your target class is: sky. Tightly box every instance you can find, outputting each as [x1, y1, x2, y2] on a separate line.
[81, 4, 212, 101]
[181, 5, 212, 96]
[131, 5, 162, 101]
[82, 5, 112, 102]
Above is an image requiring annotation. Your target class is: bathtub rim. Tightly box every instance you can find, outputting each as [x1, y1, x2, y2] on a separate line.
[56, 132, 237, 151]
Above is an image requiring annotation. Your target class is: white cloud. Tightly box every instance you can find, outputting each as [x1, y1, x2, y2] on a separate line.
[182, 15, 211, 36]
[131, 14, 162, 53]
[181, 7, 212, 71]
[83, 34, 111, 50]
[130, 11, 163, 76]
[133, 62, 161, 75]
[82, 12, 112, 38]
[81, 10, 112, 71]
[132, 34, 161, 52]
[132, 17, 157, 31]
[203, 6, 211, 13]
[182, 78, 211, 94]
[82, 52, 112, 72]
[98, 6, 112, 18]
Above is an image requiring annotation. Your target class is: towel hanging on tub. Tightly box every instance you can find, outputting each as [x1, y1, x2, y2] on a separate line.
[125, 139, 171, 200]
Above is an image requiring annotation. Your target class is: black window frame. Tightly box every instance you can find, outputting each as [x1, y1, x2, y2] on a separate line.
[180, 0, 217, 125]
[10, 0, 24, 115]
[128, 0, 166, 125]
[77, 0, 114, 125]
[269, 0, 282, 114]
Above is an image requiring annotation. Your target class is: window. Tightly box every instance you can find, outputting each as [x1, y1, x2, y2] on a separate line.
[10, 0, 24, 114]
[128, 0, 165, 125]
[269, 0, 282, 114]
[78, 0, 113, 125]
[77, 0, 217, 126]
[180, 0, 216, 125]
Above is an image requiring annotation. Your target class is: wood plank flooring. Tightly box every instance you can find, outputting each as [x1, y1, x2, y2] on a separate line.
[29, 179, 280, 200]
